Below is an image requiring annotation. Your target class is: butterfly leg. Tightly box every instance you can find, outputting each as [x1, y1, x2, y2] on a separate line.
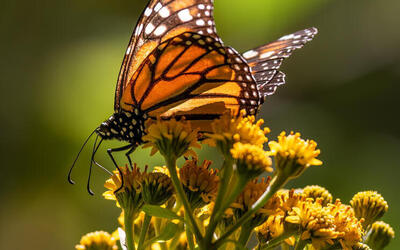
[125, 145, 137, 170]
[107, 144, 135, 193]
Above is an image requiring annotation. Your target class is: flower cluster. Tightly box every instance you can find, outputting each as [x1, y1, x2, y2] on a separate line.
[75, 113, 395, 250]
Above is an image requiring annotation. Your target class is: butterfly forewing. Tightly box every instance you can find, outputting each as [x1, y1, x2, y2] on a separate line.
[115, 0, 219, 111]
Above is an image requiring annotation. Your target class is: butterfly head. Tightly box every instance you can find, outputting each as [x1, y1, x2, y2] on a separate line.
[96, 111, 146, 144]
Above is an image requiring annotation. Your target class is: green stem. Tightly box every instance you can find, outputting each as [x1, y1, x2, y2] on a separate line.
[137, 213, 151, 250]
[213, 174, 288, 248]
[124, 211, 136, 250]
[164, 156, 203, 244]
[236, 221, 253, 249]
[294, 239, 307, 250]
[185, 214, 195, 250]
[204, 158, 234, 245]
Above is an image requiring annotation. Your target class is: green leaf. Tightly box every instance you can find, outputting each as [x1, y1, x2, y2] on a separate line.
[143, 222, 180, 248]
[142, 205, 184, 221]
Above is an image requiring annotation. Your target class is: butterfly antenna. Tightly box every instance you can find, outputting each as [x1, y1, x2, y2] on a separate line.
[87, 134, 102, 195]
[68, 129, 97, 185]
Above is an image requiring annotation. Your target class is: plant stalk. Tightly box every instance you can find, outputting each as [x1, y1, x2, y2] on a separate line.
[137, 213, 151, 250]
[164, 156, 204, 245]
[124, 211, 136, 250]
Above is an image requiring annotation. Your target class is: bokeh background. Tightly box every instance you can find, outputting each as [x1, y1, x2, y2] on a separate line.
[1, 0, 399, 249]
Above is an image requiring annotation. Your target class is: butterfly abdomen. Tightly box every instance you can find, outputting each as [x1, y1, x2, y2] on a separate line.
[96, 111, 147, 143]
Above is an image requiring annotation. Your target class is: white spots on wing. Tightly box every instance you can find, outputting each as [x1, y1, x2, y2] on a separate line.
[207, 28, 213, 34]
[126, 46, 131, 55]
[144, 7, 152, 17]
[198, 30, 204, 34]
[206, 5, 212, 10]
[159, 7, 170, 18]
[207, 20, 213, 26]
[178, 9, 193, 22]
[279, 34, 294, 40]
[198, 4, 205, 10]
[154, 24, 167, 36]
[205, 11, 210, 16]
[145, 23, 155, 34]
[196, 19, 205, 26]
[154, 2, 162, 12]
[135, 24, 143, 36]
[243, 50, 259, 59]
[260, 51, 275, 59]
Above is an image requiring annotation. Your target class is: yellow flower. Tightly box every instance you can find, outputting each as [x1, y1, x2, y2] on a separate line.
[103, 164, 143, 215]
[269, 131, 322, 180]
[75, 231, 118, 250]
[256, 214, 286, 243]
[274, 189, 306, 214]
[350, 191, 388, 227]
[231, 178, 272, 227]
[141, 171, 174, 205]
[204, 111, 269, 153]
[328, 200, 364, 250]
[179, 159, 219, 208]
[230, 142, 273, 178]
[365, 221, 394, 250]
[142, 118, 201, 158]
[302, 185, 333, 206]
[285, 199, 340, 249]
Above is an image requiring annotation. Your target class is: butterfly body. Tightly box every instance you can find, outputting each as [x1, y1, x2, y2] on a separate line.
[97, 111, 146, 144]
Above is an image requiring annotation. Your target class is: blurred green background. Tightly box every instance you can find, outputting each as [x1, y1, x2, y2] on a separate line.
[1, 0, 399, 249]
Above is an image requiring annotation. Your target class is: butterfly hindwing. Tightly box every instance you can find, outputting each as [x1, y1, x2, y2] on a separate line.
[115, 0, 219, 111]
[242, 27, 318, 97]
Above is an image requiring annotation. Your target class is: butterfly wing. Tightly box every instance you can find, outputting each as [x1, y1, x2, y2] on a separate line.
[115, 0, 219, 111]
[118, 32, 260, 131]
[242, 28, 318, 98]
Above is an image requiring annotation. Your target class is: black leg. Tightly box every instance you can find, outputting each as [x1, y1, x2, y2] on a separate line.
[125, 145, 137, 170]
[107, 144, 135, 193]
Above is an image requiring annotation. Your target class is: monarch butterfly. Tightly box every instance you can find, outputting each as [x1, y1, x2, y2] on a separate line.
[69, 0, 318, 194]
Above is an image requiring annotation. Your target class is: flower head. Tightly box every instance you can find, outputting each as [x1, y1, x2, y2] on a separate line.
[231, 178, 272, 227]
[328, 200, 364, 250]
[75, 231, 118, 250]
[350, 191, 388, 227]
[142, 118, 201, 158]
[103, 164, 143, 215]
[303, 185, 333, 206]
[269, 131, 322, 180]
[179, 159, 219, 209]
[141, 170, 174, 205]
[365, 221, 394, 250]
[256, 214, 286, 243]
[230, 142, 273, 178]
[204, 111, 269, 154]
[285, 199, 340, 249]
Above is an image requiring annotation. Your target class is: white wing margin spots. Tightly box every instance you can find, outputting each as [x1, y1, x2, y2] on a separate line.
[242, 27, 318, 97]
